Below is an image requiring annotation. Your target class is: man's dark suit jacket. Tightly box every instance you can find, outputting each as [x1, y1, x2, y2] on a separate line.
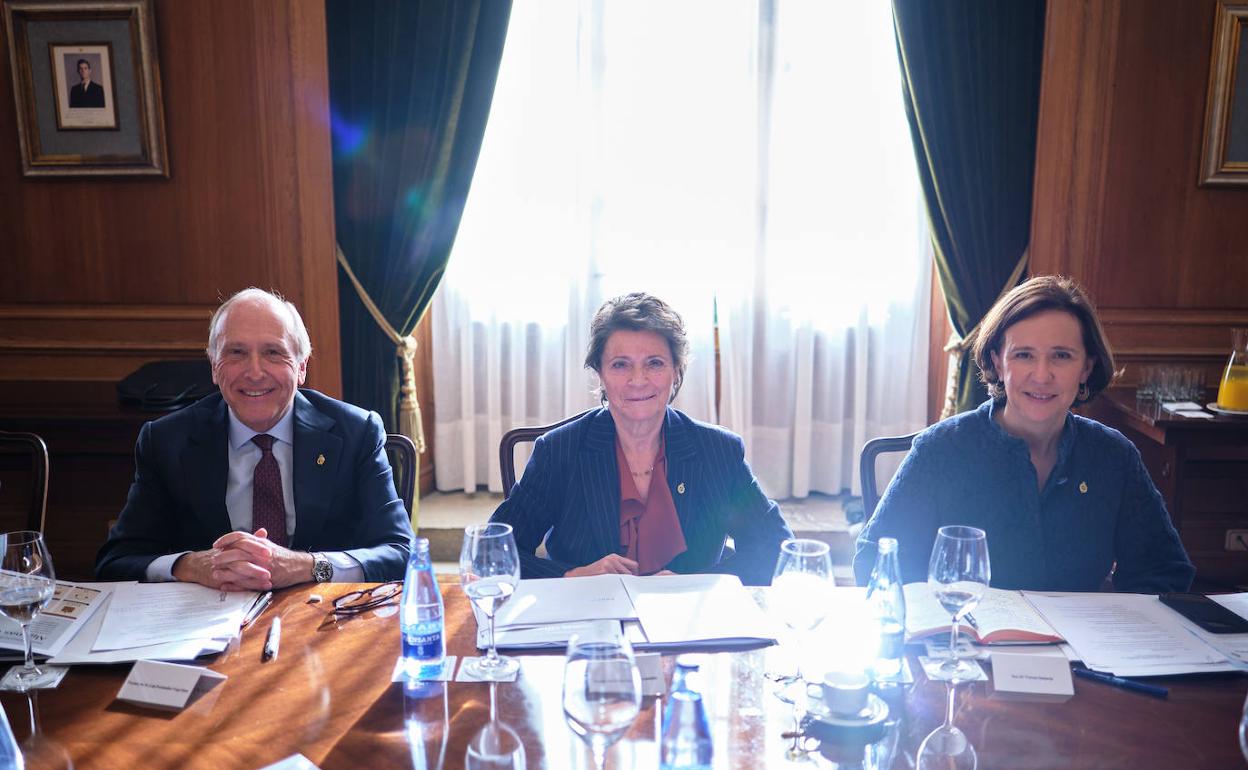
[490, 407, 792, 585]
[96, 389, 413, 582]
[69, 81, 105, 108]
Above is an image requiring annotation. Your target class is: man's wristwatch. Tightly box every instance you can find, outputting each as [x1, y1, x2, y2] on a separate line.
[311, 553, 333, 583]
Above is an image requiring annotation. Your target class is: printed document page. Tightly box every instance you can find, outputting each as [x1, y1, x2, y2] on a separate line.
[492, 574, 637, 629]
[1024, 592, 1233, 676]
[93, 583, 255, 651]
[49, 586, 231, 664]
[1177, 593, 1248, 670]
[0, 581, 110, 657]
[621, 573, 778, 646]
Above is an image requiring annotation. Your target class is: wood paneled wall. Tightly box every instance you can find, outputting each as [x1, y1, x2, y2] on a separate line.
[0, 0, 341, 392]
[1030, 0, 1248, 386]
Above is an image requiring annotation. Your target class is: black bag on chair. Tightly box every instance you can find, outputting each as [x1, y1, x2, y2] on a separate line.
[117, 360, 218, 411]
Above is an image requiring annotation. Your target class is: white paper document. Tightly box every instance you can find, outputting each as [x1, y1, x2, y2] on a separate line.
[49, 587, 232, 665]
[1024, 592, 1234, 677]
[0, 581, 110, 657]
[492, 574, 637, 629]
[94, 583, 256, 651]
[621, 573, 780, 647]
[480, 573, 776, 651]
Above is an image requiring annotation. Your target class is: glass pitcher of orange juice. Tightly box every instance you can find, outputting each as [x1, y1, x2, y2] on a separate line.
[1216, 328, 1248, 411]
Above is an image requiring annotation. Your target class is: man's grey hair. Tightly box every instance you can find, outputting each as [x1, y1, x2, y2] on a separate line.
[206, 287, 312, 364]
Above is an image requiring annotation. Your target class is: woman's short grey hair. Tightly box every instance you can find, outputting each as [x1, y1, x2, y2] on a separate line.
[584, 293, 690, 404]
[206, 287, 312, 364]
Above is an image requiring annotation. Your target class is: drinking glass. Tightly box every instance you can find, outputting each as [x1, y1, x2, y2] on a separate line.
[1239, 689, 1248, 761]
[916, 681, 978, 770]
[0, 531, 56, 691]
[562, 625, 641, 770]
[926, 526, 990, 682]
[770, 539, 834, 680]
[459, 522, 522, 681]
[770, 538, 833, 758]
[466, 684, 526, 769]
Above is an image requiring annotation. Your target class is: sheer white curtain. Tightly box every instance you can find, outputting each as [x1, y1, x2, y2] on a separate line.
[433, 0, 928, 497]
[718, 2, 930, 498]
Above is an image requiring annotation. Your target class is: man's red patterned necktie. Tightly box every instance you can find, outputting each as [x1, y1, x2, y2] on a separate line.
[251, 434, 288, 547]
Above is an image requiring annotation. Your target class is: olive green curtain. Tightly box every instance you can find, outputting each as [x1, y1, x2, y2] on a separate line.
[891, 0, 1046, 415]
[325, 0, 511, 522]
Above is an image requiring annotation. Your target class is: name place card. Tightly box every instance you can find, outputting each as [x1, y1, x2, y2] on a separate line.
[990, 651, 1073, 696]
[116, 660, 226, 710]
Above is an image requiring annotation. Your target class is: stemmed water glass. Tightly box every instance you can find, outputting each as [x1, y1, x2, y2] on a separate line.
[0, 531, 56, 691]
[926, 525, 990, 682]
[465, 682, 526, 769]
[769, 538, 833, 759]
[460, 522, 522, 681]
[916, 681, 979, 770]
[561, 625, 641, 770]
[918, 525, 989, 770]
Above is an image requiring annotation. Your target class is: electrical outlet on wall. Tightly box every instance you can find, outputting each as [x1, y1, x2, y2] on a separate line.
[1224, 530, 1248, 551]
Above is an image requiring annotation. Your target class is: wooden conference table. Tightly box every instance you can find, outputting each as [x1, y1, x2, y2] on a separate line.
[1, 577, 1247, 769]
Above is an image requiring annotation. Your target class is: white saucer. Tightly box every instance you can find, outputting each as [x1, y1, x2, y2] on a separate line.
[1207, 402, 1248, 417]
[807, 690, 888, 728]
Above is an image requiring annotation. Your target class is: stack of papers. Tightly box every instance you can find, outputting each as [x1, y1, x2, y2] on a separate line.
[1023, 592, 1237, 677]
[477, 573, 781, 651]
[49, 582, 257, 665]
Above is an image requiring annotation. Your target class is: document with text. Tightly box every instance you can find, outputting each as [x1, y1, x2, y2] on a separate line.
[0, 581, 110, 658]
[479, 573, 776, 651]
[1023, 592, 1235, 677]
[93, 583, 256, 651]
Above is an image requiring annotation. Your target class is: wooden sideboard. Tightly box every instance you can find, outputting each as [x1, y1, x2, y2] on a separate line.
[1084, 388, 1248, 588]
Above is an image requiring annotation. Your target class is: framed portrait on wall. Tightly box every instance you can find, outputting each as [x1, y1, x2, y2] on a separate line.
[2, 0, 168, 177]
[51, 43, 118, 129]
[1199, 2, 1248, 187]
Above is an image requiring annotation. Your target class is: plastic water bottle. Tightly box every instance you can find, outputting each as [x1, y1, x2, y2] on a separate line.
[660, 655, 713, 770]
[400, 537, 445, 680]
[865, 537, 906, 684]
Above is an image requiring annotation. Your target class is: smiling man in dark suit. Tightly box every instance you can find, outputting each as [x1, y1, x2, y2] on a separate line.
[68, 59, 105, 108]
[96, 288, 412, 589]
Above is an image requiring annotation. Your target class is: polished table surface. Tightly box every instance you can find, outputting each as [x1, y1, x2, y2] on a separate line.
[2, 577, 1247, 769]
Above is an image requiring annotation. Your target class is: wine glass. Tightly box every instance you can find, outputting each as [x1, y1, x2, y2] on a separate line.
[770, 538, 834, 675]
[460, 522, 522, 681]
[770, 538, 833, 759]
[0, 531, 56, 691]
[1239, 688, 1248, 761]
[927, 525, 989, 682]
[466, 682, 526, 770]
[562, 625, 641, 770]
[916, 682, 978, 770]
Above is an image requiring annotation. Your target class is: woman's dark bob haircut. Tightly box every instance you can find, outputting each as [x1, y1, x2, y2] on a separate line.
[972, 275, 1116, 404]
[584, 292, 689, 404]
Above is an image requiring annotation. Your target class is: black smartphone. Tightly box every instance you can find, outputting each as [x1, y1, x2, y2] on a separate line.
[1159, 592, 1248, 634]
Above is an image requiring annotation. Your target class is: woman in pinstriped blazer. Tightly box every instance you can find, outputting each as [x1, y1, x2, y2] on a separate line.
[489, 293, 792, 585]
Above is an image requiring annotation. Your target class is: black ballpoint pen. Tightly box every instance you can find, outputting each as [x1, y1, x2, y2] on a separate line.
[1073, 667, 1168, 698]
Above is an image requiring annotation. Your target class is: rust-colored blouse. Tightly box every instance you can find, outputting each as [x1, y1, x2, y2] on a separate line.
[616, 439, 687, 574]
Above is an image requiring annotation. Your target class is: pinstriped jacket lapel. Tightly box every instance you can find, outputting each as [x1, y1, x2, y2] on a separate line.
[663, 408, 699, 539]
[578, 408, 621, 557]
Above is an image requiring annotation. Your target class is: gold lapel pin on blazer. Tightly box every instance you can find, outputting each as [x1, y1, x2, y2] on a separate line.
[1079, 481, 1088, 494]
[317, 454, 326, 466]
[677, 482, 685, 495]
